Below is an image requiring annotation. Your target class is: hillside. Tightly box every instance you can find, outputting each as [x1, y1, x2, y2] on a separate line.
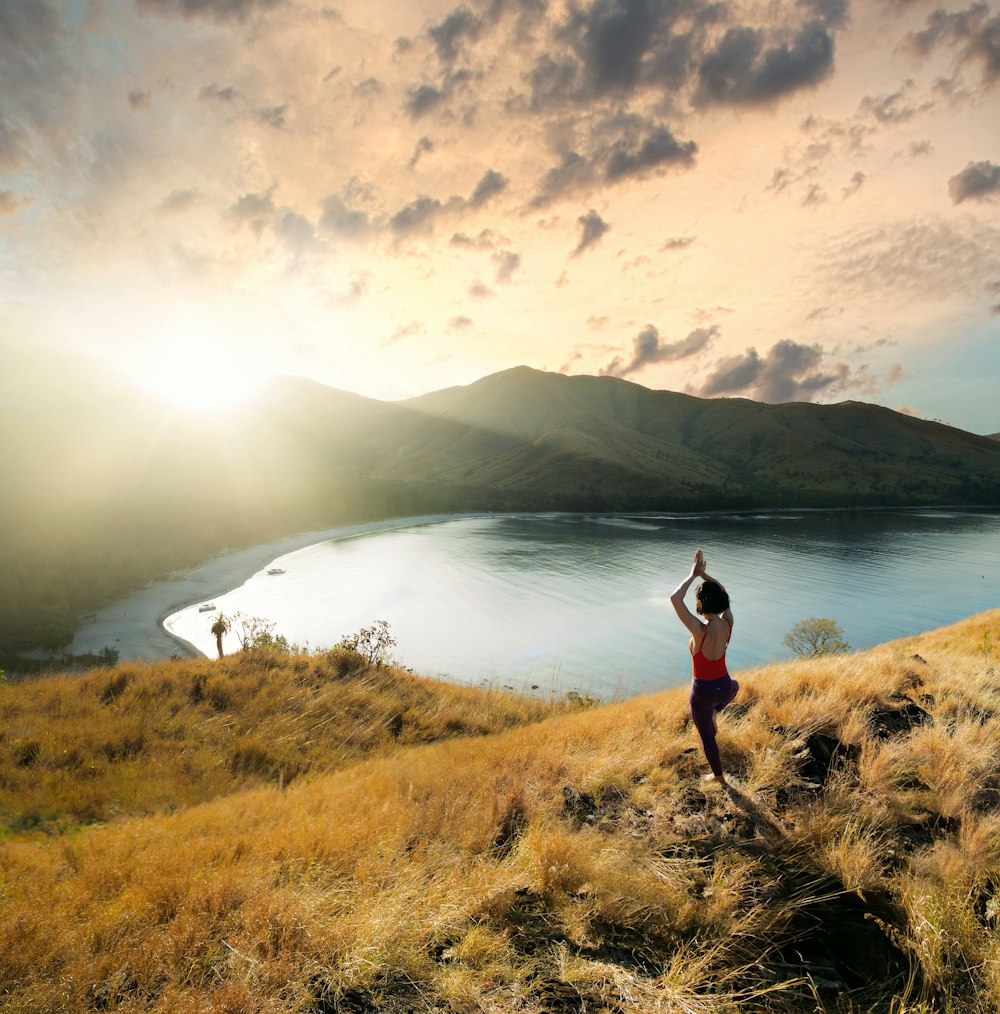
[4, 323, 1000, 652]
[2, 613, 1000, 1011]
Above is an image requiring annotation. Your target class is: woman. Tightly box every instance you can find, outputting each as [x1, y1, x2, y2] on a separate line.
[670, 548, 738, 786]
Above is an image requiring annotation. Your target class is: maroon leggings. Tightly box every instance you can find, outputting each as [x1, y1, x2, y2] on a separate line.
[689, 676, 739, 777]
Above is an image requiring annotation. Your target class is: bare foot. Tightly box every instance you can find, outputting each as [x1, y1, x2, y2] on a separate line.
[701, 773, 728, 787]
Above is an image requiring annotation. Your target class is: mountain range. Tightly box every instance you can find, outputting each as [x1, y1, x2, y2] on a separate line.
[3, 334, 1000, 650]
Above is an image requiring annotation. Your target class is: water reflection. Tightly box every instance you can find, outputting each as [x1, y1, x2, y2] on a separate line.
[165, 510, 1000, 699]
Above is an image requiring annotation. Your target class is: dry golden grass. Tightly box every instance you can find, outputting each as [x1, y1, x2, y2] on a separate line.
[2, 610, 1000, 1012]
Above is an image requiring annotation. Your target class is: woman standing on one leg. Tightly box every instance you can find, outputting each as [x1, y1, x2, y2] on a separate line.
[670, 549, 739, 786]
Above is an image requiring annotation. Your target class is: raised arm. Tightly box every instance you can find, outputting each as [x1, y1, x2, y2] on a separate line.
[700, 566, 734, 627]
[670, 549, 707, 638]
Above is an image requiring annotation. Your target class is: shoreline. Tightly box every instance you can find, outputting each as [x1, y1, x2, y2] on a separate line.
[62, 513, 489, 662]
[56, 504, 998, 664]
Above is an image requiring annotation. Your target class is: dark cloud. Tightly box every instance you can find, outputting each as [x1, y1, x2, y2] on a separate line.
[136, 0, 285, 21]
[572, 209, 609, 256]
[319, 195, 372, 240]
[907, 139, 933, 158]
[907, 4, 1000, 85]
[948, 160, 1000, 203]
[603, 124, 697, 181]
[842, 171, 864, 198]
[493, 249, 521, 282]
[406, 84, 446, 118]
[128, 89, 151, 110]
[699, 339, 849, 402]
[859, 83, 933, 124]
[530, 119, 695, 206]
[429, 6, 483, 64]
[449, 314, 474, 330]
[157, 189, 199, 215]
[660, 236, 694, 251]
[389, 195, 447, 236]
[408, 136, 434, 169]
[469, 168, 509, 207]
[198, 83, 239, 102]
[695, 20, 835, 107]
[601, 324, 717, 377]
[255, 104, 288, 129]
[227, 188, 276, 235]
[575, 0, 664, 95]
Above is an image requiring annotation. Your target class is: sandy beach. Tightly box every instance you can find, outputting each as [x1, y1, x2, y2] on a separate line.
[60, 514, 473, 662]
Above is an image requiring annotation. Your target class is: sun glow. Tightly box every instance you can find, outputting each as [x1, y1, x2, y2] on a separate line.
[121, 317, 270, 415]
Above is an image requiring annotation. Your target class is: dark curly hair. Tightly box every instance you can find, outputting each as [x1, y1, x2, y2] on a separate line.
[695, 580, 730, 616]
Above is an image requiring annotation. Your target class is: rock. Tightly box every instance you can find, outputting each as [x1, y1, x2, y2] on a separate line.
[869, 701, 931, 739]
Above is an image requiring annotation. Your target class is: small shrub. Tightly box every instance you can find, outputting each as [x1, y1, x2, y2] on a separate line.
[784, 617, 851, 657]
[335, 620, 397, 669]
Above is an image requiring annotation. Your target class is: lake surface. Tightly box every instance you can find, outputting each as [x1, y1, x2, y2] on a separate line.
[165, 510, 1000, 699]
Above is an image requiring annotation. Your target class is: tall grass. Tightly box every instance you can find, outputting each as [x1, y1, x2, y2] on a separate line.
[2, 610, 1000, 1011]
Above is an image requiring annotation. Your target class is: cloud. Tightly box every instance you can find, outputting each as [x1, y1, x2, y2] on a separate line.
[428, 6, 482, 65]
[819, 218, 1000, 302]
[274, 210, 315, 254]
[408, 136, 434, 169]
[331, 271, 371, 306]
[493, 249, 521, 283]
[859, 82, 934, 126]
[698, 339, 851, 402]
[254, 104, 288, 129]
[448, 314, 474, 330]
[389, 194, 463, 237]
[604, 124, 697, 182]
[469, 168, 509, 207]
[842, 171, 865, 198]
[530, 119, 696, 206]
[468, 280, 494, 298]
[157, 189, 199, 215]
[601, 324, 718, 378]
[572, 209, 609, 257]
[319, 194, 372, 240]
[0, 190, 30, 217]
[948, 160, 1000, 203]
[384, 320, 424, 347]
[227, 188, 276, 235]
[660, 236, 695, 251]
[907, 4, 1000, 85]
[802, 183, 828, 206]
[451, 229, 503, 249]
[406, 84, 446, 118]
[136, 0, 285, 22]
[128, 89, 151, 110]
[198, 83, 239, 103]
[694, 21, 836, 108]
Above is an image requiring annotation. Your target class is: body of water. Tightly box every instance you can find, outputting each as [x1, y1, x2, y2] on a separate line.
[165, 510, 1000, 699]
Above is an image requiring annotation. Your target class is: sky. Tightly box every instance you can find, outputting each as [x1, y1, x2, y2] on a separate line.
[1, 0, 999, 431]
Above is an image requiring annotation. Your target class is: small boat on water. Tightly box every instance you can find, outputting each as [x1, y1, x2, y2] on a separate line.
[267, 568, 286, 576]
[198, 603, 217, 612]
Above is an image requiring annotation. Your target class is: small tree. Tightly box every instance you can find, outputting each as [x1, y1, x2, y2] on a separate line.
[784, 617, 851, 658]
[231, 612, 289, 655]
[336, 620, 397, 669]
[210, 612, 231, 659]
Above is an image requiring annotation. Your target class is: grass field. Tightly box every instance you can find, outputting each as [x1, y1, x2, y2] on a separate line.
[3, 611, 1000, 1012]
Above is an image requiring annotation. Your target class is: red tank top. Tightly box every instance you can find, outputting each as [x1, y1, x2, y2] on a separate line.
[692, 618, 732, 680]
